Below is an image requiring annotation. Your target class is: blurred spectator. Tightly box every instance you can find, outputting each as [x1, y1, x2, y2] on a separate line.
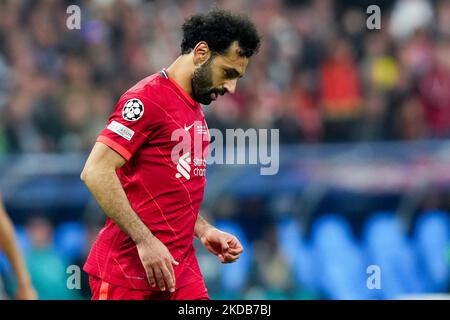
[252, 225, 292, 299]
[320, 38, 362, 141]
[389, 0, 434, 42]
[436, 0, 450, 38]
[358, 89, 389, 141]
[72, 223, 102, 299]
[417, 39, 450, 137]
[0, 0, 448, 151]
[238, 197, 274, 244]
[24, 216, 81, 300]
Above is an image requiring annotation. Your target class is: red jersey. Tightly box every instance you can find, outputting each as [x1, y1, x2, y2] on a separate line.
[84, 69, 210, 290]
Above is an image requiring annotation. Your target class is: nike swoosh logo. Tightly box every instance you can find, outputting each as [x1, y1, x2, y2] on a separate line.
[184, 123, 195, 131]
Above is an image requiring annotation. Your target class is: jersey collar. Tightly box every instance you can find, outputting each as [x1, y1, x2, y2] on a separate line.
[161, 68, 199, 107]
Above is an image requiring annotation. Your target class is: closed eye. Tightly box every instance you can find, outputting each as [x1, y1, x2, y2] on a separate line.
[223, 68, 243, 79]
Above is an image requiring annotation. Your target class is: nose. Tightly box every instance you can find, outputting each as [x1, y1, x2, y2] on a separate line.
[223, 79, 237, 95]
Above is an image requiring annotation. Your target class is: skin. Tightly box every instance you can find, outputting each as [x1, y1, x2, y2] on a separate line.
[167, 41, 248, 104]
[81, 40, 247, 293]
[0, 195, 37, 300]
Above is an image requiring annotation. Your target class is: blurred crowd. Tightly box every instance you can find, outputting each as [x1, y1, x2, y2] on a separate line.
[0, 0, 450, 154]
[1, 0, 450, 300]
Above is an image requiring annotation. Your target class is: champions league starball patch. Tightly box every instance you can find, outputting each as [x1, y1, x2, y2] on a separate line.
[122, 98, 144, 121]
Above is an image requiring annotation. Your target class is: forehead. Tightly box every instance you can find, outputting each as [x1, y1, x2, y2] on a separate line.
[213, 41, 249, 73]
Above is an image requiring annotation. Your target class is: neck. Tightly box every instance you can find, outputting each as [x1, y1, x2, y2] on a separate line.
[166, 55, 194, 97]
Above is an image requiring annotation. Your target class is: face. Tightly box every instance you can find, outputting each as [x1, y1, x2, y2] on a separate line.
[192, 42, 249, 105]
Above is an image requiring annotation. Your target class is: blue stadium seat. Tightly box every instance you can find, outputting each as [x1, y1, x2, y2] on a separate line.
[311, 214, 374, 299]
[53, 221, 87, 262]
[414, 210, 450, 292]
[276, 217, 317, 291]
[363, 212, 425, 299]
[215, 220, 251, 293]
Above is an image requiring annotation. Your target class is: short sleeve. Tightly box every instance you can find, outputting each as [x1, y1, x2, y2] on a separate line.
[97, 94, 161, 160]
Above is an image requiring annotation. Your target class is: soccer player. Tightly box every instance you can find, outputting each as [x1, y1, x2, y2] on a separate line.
[81, 9, 261, 300]
[0, 195, 36, 300]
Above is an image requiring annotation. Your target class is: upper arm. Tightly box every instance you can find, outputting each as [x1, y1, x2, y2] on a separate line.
[82, 142, 127, 177]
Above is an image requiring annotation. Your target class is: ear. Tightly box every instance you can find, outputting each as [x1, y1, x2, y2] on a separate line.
[193, 41, 211, 66]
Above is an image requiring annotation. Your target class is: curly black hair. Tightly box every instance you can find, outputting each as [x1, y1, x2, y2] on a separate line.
[181, 9, 261, 58]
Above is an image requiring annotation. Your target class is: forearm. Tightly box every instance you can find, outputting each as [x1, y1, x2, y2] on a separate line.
[194, 214, 214, 239]
[83, 168, 152, 244]
[0, 206, 32, 287]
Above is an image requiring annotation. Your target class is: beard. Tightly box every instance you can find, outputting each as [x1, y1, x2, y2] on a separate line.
[191, 57, 225, 105]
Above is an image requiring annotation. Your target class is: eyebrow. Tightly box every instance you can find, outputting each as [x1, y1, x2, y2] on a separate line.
[224, 67, 244, 79]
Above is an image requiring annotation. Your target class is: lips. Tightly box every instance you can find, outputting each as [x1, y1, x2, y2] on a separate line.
[210, 92, 218, 101]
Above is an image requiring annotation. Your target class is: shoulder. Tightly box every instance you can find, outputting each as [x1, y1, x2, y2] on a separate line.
[118, 73, 169, 118]
[123, 73, 169, 102]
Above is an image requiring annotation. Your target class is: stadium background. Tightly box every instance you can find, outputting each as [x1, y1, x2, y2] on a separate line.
[0, 0, 450, 299]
